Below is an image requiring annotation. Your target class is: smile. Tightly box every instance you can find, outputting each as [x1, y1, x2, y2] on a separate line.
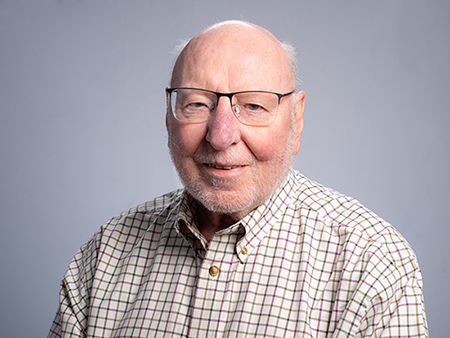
[205, 163, 244, 170]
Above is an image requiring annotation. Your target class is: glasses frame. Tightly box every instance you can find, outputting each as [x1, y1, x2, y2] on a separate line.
[166, 87, 295, 126]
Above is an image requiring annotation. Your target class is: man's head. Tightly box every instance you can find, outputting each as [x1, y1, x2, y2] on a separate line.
[166, 20, 305, 222]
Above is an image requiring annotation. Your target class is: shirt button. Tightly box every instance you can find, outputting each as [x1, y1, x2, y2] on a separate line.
[209, 265, 220, 277]
[241, 247, 248, 255]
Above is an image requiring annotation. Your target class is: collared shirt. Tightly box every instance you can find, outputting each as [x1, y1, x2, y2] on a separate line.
[48, 169, 428, 337]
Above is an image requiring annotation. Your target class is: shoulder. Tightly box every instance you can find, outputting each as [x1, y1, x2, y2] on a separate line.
[101, 188, 184, 234]
[288, 170, 425, 316]
[290, 169, 367, 216]
[291, 170, 402, 238]
[74, 188, 184, 268]
[289, 169, 419, 271]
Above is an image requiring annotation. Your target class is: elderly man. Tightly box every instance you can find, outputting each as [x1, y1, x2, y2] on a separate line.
[48, 21, 428, 337]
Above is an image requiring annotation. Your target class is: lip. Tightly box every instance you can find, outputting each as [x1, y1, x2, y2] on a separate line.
[201, 162, 248, 176]
[205, 163, 245, 170]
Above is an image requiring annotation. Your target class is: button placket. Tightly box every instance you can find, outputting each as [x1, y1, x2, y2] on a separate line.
[189, 229, 243, 336]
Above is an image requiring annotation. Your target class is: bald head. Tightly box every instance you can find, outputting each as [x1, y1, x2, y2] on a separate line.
[170, 20, 297, 92]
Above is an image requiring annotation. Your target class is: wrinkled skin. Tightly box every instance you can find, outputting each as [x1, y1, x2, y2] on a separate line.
[167, 21, 305, 240]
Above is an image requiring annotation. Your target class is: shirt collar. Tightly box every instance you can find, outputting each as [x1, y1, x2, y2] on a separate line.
[234, 168, 297, 262]
[174, 192, 207, 254]
[174, 168, 298, 262]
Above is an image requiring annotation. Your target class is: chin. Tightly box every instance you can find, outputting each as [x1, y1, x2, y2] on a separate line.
[170, 142, 294, 218]
[191, 187, 263, 216]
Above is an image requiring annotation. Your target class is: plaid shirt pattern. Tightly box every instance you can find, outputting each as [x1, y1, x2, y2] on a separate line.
[48, 169, 428, 337]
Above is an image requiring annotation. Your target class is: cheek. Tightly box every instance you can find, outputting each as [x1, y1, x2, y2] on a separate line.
[244, 128, 291, 162]
[169, 121, 207, 157]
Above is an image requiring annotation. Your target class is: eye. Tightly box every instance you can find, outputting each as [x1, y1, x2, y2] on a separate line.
[234, 93, 272, 114]
[188, 102, 208, 109]
[179, 99, 211, 121]
[182, 98, 213, 113]
[245, 103, 263, 111]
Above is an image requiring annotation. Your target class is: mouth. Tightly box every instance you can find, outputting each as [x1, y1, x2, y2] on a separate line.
[205, 163, 245, 170]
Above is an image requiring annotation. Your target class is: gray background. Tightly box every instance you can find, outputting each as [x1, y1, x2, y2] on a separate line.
[1, 1, 448, 337]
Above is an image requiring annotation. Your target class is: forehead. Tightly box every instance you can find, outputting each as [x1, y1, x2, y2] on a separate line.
[171, 25, 293, 92]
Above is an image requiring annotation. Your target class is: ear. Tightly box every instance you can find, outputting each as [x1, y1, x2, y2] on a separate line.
[165, 89, 173, 146]
[292, 91, 305, 155]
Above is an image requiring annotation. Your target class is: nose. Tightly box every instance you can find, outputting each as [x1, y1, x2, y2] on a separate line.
[205, 96, 241, 150]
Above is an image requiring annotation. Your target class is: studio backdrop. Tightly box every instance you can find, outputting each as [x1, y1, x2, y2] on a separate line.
[0, 1, 448, 337]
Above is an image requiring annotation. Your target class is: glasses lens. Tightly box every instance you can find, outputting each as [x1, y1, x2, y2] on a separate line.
[171, 88, 215, 123]
[233, 92, 279, 126]
[169, 89, 282, 126]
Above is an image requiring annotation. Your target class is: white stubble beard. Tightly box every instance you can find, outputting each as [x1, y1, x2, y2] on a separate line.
[168, 121, 295, 217]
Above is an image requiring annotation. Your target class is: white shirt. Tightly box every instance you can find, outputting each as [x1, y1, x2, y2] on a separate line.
[48, 169, 428, 337]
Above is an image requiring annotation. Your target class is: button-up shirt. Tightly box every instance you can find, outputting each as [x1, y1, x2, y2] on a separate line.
[48, 169, 428, 337]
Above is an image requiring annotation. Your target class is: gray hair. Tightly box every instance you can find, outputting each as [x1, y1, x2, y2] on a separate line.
[280, 41, 300, 90]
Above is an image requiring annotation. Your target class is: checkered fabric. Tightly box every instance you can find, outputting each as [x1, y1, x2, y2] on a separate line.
[48, 169, 428, 337]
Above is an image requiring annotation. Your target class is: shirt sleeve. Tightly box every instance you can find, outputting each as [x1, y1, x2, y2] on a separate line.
[332, 240, 429, 338]
[47, 233, 100, 338]
[378, 274, 429, 338]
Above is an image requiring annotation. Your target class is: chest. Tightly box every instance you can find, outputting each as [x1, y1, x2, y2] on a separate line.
[87, 228, 349, 337]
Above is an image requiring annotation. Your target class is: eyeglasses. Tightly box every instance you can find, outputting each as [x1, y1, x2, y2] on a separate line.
[166, 87, 295, 126]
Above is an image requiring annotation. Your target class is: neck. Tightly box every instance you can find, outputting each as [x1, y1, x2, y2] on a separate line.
[196, 204, 245, 242]
[194, 170, 292, 242]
